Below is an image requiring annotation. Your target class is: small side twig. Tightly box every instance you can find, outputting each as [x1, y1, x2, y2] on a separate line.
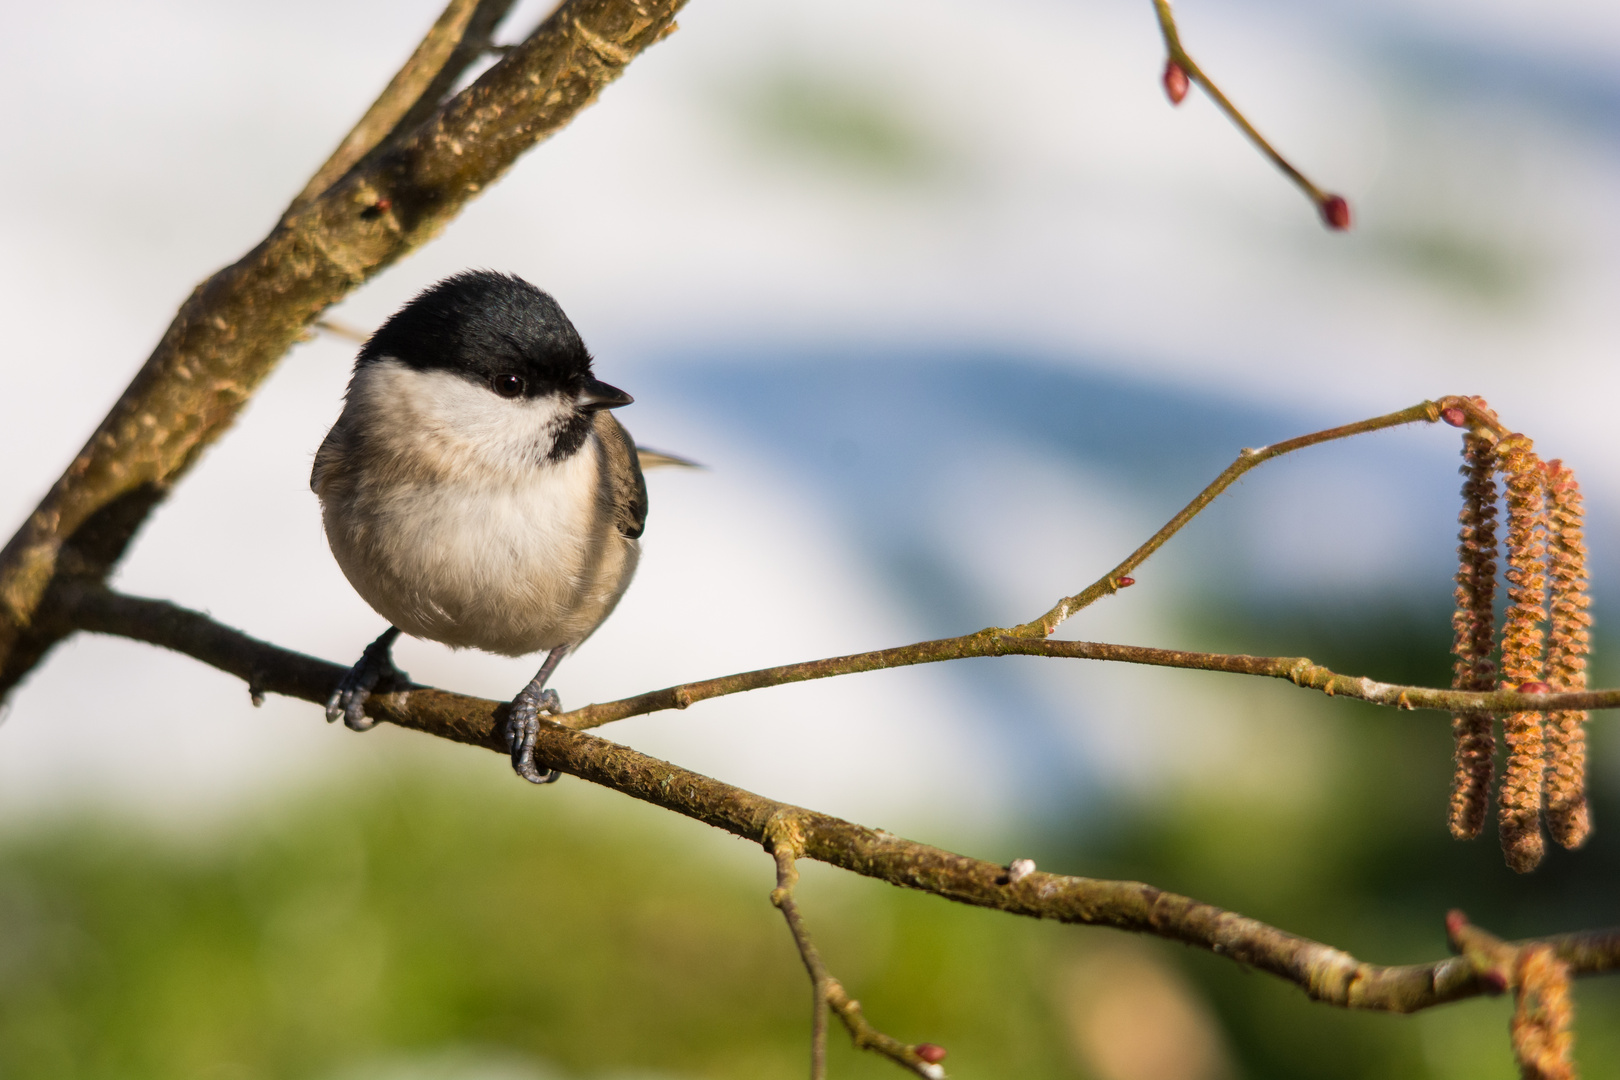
[314, 318, 371, 345]
[1011, 401, 1442, 637]
[770, 840, 945, 1079]
[1151, 0, 1350, 229]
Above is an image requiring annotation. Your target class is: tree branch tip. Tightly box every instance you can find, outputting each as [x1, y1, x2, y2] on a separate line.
[1319, 194, 1352, 231]
[1434, 396, 1509, 440]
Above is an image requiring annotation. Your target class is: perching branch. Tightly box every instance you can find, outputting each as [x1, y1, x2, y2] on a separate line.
[1151, 0, 1350, 229]
[285, 0, 520, 214]
[43, 581, 1620, 1019]
[0, 0, 685, 701]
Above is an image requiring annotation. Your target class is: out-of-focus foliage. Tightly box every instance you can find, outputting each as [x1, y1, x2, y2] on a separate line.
[0, 753, 1074, 1080]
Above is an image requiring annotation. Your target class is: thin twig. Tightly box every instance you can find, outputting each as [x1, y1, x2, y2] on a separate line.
[1012, 400, 1449, 637]
[771, 847, 830, 1080]
[1151, 0, 1348, 227]
[554, 630, 1620, 735]
[45, 583, 1620, 1014]
[314, 318, 372, 345]
[769, 840, 943, 1079]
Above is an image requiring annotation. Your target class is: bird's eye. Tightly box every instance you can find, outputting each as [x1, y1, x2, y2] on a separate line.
[492, 374, 525, 398]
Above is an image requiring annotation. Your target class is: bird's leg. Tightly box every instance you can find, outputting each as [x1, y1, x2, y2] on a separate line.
[326, 626, 408, 732]
[506, 645, 571, 785]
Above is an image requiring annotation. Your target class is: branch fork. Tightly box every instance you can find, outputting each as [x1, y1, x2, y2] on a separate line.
[769, 838, 946, 1080]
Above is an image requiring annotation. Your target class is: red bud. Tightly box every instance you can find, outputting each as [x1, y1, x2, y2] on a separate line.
[916, 1044, 948, 1064]
[1320, 194, 1351, 231]
[1162, 60, 1189, 105]
[1117, 577, 1136, 588]
[1445, 910, 1468, 938]
[1518, 681, 1551, 695]
[1440, 407, 1468, 428]
[1482, 970, 1508, 995]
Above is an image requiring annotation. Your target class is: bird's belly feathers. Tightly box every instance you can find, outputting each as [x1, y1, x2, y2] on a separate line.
[320, 442, 638, 657]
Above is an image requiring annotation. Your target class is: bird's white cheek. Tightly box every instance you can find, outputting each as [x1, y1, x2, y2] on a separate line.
[349, 359, 576, 473]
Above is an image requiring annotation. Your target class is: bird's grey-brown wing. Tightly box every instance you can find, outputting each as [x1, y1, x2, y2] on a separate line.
[594, 411, 648, 540]
[310, 417, 350, 495]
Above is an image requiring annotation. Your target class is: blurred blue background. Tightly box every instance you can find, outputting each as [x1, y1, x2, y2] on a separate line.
[1, 0, 1618, 1076]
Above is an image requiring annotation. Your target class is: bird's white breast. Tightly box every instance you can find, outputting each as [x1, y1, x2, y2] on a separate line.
[314, 359, 638, 656]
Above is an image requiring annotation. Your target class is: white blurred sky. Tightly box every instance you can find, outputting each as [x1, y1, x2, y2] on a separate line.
[0, 0, 1616, 836]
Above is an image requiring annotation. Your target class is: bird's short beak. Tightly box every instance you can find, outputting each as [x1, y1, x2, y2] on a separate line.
[576, 378, 633, 411]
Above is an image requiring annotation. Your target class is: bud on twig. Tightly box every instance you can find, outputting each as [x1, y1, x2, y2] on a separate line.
[1319, 194, 1352, 231]
[916, 1044, 948, 1064]
[1162, 60, 1190, 105]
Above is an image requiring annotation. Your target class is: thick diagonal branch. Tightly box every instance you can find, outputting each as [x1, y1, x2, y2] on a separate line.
[0, 0, 684, 701]
[48, 584, 1620, 1013]
[286, 0, 520, 214]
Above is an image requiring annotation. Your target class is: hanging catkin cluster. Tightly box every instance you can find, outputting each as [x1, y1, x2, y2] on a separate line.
[1446, 402, 1593, 873]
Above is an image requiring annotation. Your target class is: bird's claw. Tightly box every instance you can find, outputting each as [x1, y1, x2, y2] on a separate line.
[506, 687, 562, 785]
[326, 628, 407, 732]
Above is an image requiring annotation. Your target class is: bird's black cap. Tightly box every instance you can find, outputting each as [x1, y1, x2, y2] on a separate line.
[358, 271, 604, 402]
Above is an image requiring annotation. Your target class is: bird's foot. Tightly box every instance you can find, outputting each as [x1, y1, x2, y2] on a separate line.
[326, 627, 407, 732]
[506, 685, 562, 785]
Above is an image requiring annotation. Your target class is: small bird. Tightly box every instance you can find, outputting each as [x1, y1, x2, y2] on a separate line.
[311, 270, 646, 783]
